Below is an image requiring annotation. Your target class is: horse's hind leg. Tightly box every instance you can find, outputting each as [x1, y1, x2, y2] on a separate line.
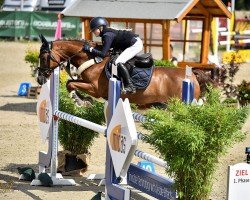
[75, 91, 93, 104]
[137, 103, 167, 110]
[66, 80, 95, 107]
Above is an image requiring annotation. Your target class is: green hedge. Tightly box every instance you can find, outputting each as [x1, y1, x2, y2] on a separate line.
[154, 59, 176, 68]
[143, 87, 249, 200]
[58, 81, 105, 155]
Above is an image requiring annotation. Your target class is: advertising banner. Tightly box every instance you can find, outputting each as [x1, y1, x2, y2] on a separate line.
[30, 12, 81, 38]
[0, 11, 30, 37]
[0, 11, 81, 38]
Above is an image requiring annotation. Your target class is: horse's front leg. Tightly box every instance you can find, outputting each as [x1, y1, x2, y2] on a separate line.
[66, 80, 97, 107]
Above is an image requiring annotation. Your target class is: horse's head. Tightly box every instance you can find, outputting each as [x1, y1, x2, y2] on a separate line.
[37, 35, 93, 85]
[37, 34, 61, 85]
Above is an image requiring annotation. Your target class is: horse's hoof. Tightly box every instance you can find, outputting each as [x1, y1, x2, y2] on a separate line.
[84, 101, 92, 107]
[74, 99, 92, 108]
[85, 96, 94, 104]
[73, 98, 81, 107]
[69, 91, 76, 99]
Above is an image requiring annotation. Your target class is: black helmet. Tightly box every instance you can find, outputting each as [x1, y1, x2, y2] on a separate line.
[90, 17, 108, 32]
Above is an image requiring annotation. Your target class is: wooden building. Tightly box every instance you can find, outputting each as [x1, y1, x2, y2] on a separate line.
[61, 0, 231, 69]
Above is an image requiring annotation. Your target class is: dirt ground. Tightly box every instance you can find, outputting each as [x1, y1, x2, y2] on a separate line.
[0, 41, 249, 200]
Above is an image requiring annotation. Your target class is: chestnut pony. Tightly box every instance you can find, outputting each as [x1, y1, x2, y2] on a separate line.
[38, 35, 200, 106]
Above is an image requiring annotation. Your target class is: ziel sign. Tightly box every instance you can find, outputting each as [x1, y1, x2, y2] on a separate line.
[227, 163, 250, 200]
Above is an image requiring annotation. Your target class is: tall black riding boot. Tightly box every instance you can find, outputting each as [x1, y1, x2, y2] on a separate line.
[117, 63, 136, 94]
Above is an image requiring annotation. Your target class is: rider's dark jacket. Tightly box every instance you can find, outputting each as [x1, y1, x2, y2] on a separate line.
[91, 27, 139, 58]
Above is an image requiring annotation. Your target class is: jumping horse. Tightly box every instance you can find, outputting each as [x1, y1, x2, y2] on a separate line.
[37, 35, 201, 107]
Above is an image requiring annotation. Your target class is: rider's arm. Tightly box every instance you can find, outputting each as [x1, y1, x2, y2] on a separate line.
[90, 32, 115, 58]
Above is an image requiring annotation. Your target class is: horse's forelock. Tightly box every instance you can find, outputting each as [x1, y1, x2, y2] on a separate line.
[40, 41, 51, 54]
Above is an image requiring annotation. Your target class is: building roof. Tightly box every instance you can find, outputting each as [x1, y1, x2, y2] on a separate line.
[62, 0, 231, 22]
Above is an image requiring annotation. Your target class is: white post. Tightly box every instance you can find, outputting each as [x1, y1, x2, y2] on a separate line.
[226, 4, 232, 51]
[231, 0, 235, 12]
[186, 20, 190, 54]
[20, 0, 24, 11]
[214, 18, 219, 57]
[30, 68, 75, 186]
[51, 67, 60, 178]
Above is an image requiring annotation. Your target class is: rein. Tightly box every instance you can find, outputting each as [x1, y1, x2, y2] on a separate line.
[38, 41, 82, 77]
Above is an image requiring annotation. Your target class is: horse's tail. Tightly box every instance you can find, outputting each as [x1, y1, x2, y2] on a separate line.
[193, 69, 218, 96]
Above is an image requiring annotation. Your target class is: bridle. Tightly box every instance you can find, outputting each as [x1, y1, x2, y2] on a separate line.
[38, 41, 84, 77]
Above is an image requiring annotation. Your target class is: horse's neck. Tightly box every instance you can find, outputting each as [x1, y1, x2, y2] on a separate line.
[53, 40, 83, 64]
[53, 41, 109, 80]
[53, 40, 104, 68]
[84, 57, 109, 76]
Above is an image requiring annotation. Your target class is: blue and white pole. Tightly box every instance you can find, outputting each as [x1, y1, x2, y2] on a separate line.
[105, 77, 131, 200]
[182, 66, 194, 104]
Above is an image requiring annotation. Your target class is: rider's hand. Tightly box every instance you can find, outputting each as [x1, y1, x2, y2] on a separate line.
[82, 44, 91, 52]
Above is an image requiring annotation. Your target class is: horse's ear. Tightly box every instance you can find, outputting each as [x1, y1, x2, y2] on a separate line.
[39, 34, 48, 46]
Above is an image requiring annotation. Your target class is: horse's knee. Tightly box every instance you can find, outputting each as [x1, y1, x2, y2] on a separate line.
[66, 80, 74, 92]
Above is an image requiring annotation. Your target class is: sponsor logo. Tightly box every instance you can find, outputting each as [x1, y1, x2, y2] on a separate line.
[33, 21, 76, 30]
[38, 99, 49, 124]
[110, 125, 126, 154]
[0, 20, 29, 28]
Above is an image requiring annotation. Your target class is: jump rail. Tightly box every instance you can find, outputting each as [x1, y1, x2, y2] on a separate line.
[132, 112, 147, 123]
[56, 111, 166, 168]
[31, 67, 176, 199]
[55, 110, 106, 134]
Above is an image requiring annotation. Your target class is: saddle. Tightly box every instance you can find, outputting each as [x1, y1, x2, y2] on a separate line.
[105, 53, 154, 89]
[127, 53, 154, 69]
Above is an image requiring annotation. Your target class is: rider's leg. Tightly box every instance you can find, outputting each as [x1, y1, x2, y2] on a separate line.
[117, 63, 136, 94]
[115, 37, 143, 64]
[115, 37, 143, 93]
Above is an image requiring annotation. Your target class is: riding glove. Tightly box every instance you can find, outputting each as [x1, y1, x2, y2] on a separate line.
[82, 44, 91, 52]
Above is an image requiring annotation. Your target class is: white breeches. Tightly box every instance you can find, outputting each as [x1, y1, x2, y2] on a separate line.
[115, 37, 143, 65]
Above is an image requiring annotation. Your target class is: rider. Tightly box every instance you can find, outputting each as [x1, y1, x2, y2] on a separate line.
[82, 17, 143, 94]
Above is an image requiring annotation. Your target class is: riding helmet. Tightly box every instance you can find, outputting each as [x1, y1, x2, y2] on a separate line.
[90, 17, 108, 32]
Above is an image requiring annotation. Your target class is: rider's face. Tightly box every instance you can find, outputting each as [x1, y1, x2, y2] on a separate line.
[93, 28, 100, 37]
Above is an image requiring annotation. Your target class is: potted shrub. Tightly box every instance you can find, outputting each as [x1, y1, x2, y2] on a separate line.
[24, 46, 41, 98]
[218, 60, 242, 108]
[143, 87, 249, 200]
[222, 97, 239, 108]
[219, 61, 239, 98]
[57, 73, 105, 175]
[237, 80, 250, 107]
[24, 46, 39, 77]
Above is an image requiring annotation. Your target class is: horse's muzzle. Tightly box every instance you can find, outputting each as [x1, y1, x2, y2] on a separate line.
[37, 75, 47, 85]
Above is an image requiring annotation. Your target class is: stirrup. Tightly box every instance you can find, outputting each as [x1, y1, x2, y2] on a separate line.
[122, 84, 136, 94]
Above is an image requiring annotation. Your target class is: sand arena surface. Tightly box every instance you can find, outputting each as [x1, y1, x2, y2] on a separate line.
[0, 41, 249, 200]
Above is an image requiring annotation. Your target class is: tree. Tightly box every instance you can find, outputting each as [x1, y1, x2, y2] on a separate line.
[222, 0, 250, 10]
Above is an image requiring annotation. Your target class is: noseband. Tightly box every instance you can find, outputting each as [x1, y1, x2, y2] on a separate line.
[38, 41, 65, 77]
